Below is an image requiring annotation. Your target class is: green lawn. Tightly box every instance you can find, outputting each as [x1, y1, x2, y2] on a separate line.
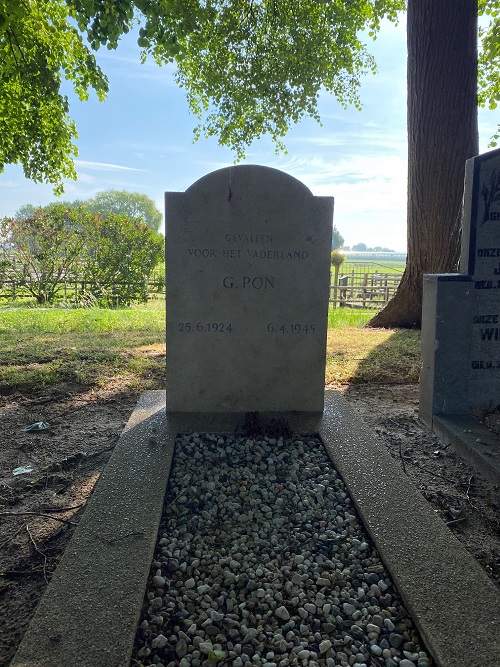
[0, 301, 420, 393]
[342, 260, 406, 275]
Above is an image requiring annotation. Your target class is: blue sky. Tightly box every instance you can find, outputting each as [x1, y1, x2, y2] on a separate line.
[0, 18, 497, 251]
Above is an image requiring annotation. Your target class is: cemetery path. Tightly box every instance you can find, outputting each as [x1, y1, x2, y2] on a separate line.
[0, 381, 498, 666]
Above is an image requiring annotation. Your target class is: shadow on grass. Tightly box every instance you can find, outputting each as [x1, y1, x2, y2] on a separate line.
[350, 329, 421, 384]
[325, 328, 421, 386]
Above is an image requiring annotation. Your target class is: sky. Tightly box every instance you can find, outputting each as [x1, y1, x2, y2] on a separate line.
[0, 17, 498, 251]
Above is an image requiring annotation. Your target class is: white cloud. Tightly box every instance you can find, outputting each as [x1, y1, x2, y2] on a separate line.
[75, 160, 146, 172]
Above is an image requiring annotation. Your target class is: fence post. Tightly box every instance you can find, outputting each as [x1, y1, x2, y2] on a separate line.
[332, 265, 340, 308]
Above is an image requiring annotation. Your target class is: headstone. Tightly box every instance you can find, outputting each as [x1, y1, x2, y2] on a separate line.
[165, 165, 333, 412]
[420, 147, 500, 425]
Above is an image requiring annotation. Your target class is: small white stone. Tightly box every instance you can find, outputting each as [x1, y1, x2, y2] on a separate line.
[319, 640, 332, 654]
[153, 575, 166, 587]
[275, 606, 290, 621]
[199, 641, 214, 655]
[152, 634, 169, 649]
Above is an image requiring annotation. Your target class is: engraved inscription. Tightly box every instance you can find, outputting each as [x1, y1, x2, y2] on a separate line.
[178, 322, 233, 333]
[473, 315, 499, 324]
[188, 248, 217, 257]
[223, 276, 275, 289]
[224, 233, 273, 243]
[477, 248, 500, 257]
[480, 328, 500, 341]
[267, 323, 316, 334]
[471, 360, 500, 369]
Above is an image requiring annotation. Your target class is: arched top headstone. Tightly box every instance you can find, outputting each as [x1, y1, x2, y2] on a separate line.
[165, 165, 334, 412]
[185, 164, 314, 200]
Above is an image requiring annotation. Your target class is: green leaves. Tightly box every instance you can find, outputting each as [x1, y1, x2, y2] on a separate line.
[81, 212, 165, 306]
[0, 1, 108, 193]
[479, 0, 500, 145]
[168, 0, 405, 157]
[2, 0, 408, 189]
[1, 205, 91, 304]
[85, 189, 163, 231]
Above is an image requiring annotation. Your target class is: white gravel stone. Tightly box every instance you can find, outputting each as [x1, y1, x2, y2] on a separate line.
[151, 634, 168, 649]
[131, 434, 431, 667]
[275, 606, 290, 621]
[319, 640, 332, 654]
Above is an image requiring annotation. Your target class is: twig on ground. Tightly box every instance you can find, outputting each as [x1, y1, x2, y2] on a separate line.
[403, 460, 456, 483]
[465, 474, 478, 510]
[26, 524, 49, 584]
[445, 517, 468, 527]
[40, 503, 86, 513]
[466, 475, 474, 501]
[0, 511, 78, 526]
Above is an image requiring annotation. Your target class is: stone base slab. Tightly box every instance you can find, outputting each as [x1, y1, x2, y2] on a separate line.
[11, 390, 500, 667]
[433, 413, 500, 486]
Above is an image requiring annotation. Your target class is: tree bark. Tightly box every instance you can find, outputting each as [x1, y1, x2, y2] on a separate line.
[369, 0, 479, 328]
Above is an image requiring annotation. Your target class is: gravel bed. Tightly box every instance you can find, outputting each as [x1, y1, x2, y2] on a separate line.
[131, 434, 432, 667]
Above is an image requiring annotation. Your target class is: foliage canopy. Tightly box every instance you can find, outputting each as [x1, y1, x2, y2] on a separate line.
[2, 1, 500, 191]
[85, 189, 162, 231]
[0, 0, 108, 194]
[1, 0, 404, 190]
[14, 190, 162, 231]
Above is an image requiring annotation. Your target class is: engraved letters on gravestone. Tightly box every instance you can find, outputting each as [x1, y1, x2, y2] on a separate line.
[165, 166, 333, 412]
[461, 148, 500, 407]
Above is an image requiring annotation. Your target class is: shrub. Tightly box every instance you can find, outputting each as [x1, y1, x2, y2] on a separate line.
[81, 213, 165, 306]
[0, 206, 92, 304]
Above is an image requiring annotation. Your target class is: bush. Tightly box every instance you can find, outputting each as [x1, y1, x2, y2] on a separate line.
[81, 213, 165, 306]
[331, 249, 346, 268]
[2, 206, 165, 306]
[1, 206, 92, 304]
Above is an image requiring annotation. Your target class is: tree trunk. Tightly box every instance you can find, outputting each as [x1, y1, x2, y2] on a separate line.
[369, 0, 479, 328]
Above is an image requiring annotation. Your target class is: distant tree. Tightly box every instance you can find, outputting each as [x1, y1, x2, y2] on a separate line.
[1, 205, 92, 304]
[85, 190, 162, 231]
[352, 243, 368, 251]
[14, 204, 37, 220]
[331, 225, 344, 251]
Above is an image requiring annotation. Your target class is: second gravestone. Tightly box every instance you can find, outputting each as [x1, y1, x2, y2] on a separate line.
[166, 166, 333, 412]
[420, 147, 500, 424]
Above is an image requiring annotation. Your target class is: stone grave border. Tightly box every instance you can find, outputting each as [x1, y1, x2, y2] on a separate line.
[11, 390, 500, 667]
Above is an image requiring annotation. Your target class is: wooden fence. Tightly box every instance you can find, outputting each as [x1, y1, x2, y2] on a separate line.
[0, 277, 166, 303]
[1, 268, 402, 310]
[330, 268, 403, 309]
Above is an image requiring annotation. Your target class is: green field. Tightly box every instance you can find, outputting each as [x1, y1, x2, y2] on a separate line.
[342, 259, 406, 275]
[0, 301, 420, 392]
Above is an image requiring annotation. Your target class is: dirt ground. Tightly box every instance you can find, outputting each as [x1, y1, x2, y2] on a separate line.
[0, 381, 499, 666]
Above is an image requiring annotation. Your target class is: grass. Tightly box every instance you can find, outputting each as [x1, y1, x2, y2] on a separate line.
[0, 301, 166, 393]
[328, 305, 374, 328]
[0, 301, 421, 394]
